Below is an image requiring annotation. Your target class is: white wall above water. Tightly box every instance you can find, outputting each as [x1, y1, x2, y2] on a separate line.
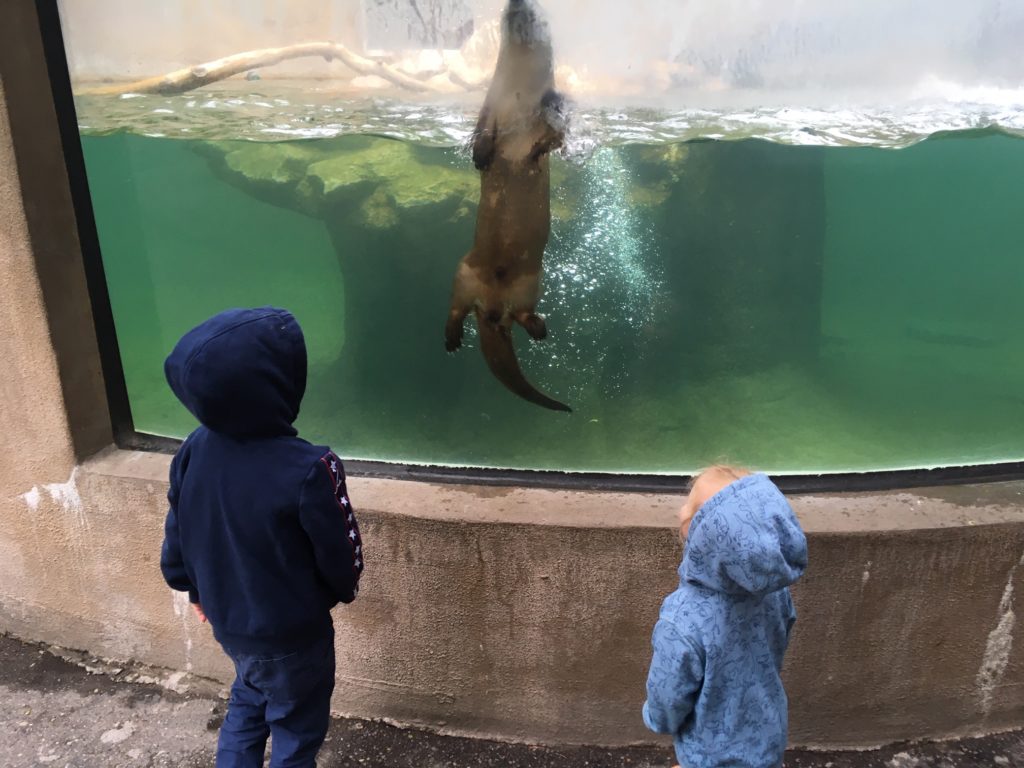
[60, 0, 1024, 105]
[58, 0, 367, 80]
[548, 0, 1024, 93]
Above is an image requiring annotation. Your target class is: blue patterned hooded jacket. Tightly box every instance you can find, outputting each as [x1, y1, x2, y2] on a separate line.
[643, 473, 807, 768]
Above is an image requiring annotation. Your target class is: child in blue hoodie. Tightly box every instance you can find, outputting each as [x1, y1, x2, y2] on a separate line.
[643, 466, 807, 768]
[160, 307, 364, 768]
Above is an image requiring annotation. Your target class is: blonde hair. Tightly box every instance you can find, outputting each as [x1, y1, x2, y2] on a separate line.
[686, 464, 751, 494]
[678, 465, 755, 544]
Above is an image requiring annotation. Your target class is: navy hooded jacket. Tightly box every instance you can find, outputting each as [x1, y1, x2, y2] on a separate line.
[160, 307, 364, 655]
[643, 474, 807, 768]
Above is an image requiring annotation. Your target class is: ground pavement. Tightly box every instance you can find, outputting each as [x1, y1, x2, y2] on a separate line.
[1, 634, 1021, 768]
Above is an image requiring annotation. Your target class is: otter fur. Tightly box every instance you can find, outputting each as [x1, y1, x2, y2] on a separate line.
[444, 0, 570, 413]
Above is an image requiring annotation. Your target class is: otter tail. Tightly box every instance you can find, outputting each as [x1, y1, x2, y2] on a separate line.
[477, 318, 571, 413]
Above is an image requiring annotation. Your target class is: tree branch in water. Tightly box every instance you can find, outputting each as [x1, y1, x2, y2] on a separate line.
[76, 42, 479, 96]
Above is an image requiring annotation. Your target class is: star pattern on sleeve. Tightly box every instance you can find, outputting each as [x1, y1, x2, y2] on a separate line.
[321, 452, 364, 577]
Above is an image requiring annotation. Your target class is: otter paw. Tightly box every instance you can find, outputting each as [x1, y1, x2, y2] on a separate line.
[472, 131, 496, 171]
[520, 313, 547, 340]
[445, 333, 463, 353]
[445, 323, 464, 352]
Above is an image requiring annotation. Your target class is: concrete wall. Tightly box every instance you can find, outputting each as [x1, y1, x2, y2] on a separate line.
[4, 0, 1024, 751]
[0, 0, 113, 540]
[6, 449, 1024, 748]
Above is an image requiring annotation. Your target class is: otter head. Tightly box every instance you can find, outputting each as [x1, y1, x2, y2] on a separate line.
[502, 0, 551, 49]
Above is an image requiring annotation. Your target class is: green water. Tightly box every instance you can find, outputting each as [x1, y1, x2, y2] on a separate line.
[79, 124, 1024, 474]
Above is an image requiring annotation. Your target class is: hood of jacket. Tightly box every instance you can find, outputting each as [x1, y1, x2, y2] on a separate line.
[164, 307, 306, 439]
[681, 473, 807, 598]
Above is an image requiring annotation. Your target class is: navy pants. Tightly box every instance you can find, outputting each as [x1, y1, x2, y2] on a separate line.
[216, 633, 336, 768]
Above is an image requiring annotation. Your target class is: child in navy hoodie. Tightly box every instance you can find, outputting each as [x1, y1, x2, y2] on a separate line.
[160, 307, 364, 768]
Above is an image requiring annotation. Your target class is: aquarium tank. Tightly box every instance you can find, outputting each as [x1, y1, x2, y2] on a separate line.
[55, 0, 1024, 476]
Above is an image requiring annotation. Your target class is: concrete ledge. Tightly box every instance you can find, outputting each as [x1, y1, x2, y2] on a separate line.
[4, 447, 1024, 749]
[87, 446, 1024, 531]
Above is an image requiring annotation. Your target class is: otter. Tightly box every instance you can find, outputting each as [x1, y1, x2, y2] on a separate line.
[444, 0, 570, 413]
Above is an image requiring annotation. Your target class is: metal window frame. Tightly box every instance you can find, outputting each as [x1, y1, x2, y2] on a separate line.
[32, 0, 1024, 495]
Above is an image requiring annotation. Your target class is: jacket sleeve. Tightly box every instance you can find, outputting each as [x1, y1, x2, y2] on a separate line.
[160, 447, 199, 603]
[299, 451, 365, 604]
[642, 618, 705, 735]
